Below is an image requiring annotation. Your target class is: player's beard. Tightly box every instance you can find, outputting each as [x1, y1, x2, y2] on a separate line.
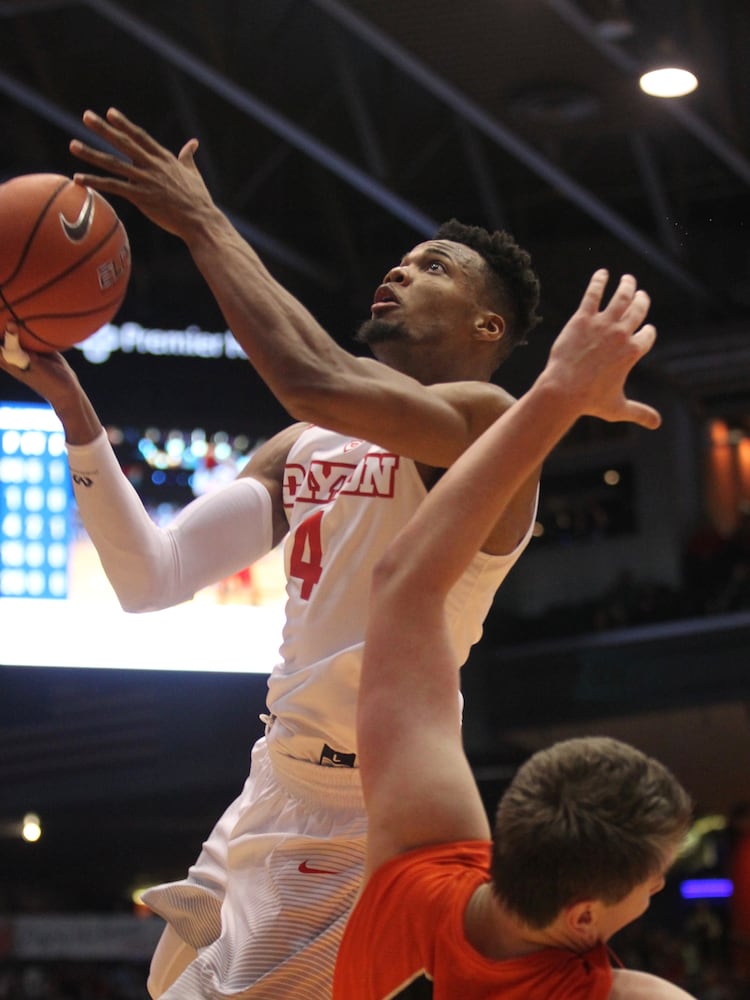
[354, 317, 409, 346]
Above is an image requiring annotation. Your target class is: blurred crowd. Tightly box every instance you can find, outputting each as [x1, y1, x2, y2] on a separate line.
[505, 513, 750, 642]
[0, 962, 148, 1000]
[616, 913, 748, 999]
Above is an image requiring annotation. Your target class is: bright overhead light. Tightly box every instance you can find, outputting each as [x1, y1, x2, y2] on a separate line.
[639, 66, 698, 98]
[22, 812, 42, 843]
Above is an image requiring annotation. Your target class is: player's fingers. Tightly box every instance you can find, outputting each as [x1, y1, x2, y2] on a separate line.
[577, 268, 610, 315]
[621, 398, 662, 430]
[601, 273, 638, 318]
[630, 322, 657, 356]
[177, 138, 200, 166]
[105, 107, 169, 158]
[81, 110, 160, 168]
[1, 328, 31, 371]
[81, 110, 131, 151]
[619, 290, 652, 333]
[69, 140, 133, 177]
[71, 171, 134, 200]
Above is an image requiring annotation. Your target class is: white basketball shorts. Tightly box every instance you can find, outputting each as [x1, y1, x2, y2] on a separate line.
[143, 733, 366, 998]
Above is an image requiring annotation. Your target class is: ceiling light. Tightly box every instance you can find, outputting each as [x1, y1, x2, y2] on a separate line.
[22, 812, 42, 843]
[639, 65, 698, 98]
[639, 36, 698, 98]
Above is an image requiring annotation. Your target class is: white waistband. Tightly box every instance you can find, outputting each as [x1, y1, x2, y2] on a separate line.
[261, 720, 364, 810]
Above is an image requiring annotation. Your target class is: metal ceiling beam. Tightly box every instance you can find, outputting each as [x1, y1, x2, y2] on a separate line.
[0, 68, 107, 148]
[455, 120, 508, 233]
[542, 0, 750, 188]
[0, 69, 335, 286]
[310, 0, 711, 302]
[326, 29, 389, 181]
[0, 1, 74, 12]
[628, 132, 683, 257]
[82, 0, 438, 236]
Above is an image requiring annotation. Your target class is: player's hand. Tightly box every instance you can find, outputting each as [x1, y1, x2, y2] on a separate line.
[545, 269, 660, 430]
[1, 326, 31, 371]
[0, 327, 81, 400]
[69, 108, 213, 241]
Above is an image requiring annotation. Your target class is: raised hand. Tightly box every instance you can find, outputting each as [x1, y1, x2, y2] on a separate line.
[544, 269, 660, 429]
[69, 108, 214, 241]
[0, 329, 102, 444]
[0, 329, 80, 399]
[1, 326, 31, 370]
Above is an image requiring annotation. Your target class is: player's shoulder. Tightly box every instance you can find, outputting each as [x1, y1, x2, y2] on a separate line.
[237, 421, 308, 482]
[428, 380, 518, 434]
[429, 379, 516, 405]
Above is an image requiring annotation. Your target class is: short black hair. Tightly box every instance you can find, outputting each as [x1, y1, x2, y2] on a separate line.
[434, 219, 542, 354]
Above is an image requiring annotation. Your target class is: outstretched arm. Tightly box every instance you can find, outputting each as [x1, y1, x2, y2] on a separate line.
[358, 270, 660, 876]
[0, 341, 107, 446]
[68, 109, 514, 470]
[65, 423, 295, 611]
[0, 347, 292, 610]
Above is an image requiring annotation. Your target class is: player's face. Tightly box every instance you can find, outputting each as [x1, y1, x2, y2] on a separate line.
[356, 240, 490, 352]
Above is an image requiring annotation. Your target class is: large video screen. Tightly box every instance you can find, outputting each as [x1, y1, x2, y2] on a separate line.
[0, 393, 286, 674]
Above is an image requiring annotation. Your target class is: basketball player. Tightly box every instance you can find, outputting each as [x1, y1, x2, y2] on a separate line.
[0, 108, 634, 998]
[0, 122, 541, 996]
[334, 268, 696, 998]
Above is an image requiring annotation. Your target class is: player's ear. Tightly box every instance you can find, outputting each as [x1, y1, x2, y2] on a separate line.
[564, 900, 600, 947]
[473, 311, 505, 344]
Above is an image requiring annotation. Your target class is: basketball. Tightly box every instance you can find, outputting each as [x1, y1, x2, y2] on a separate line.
[0, 173, 131, 353]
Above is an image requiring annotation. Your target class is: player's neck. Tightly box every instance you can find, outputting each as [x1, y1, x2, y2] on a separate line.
[464, 884, 589, 961]
[463, 884, 544, 960]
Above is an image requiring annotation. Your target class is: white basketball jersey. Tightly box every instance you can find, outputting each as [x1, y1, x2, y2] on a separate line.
[265, 425, 534, 763]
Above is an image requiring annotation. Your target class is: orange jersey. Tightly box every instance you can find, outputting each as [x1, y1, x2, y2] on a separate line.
[333, 841, 613, 999]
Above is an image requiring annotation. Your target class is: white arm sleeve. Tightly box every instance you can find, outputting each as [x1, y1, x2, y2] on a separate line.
[67, 430, 275, 612]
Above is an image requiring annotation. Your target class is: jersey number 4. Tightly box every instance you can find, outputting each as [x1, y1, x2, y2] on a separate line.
[289, 509, 324, 600]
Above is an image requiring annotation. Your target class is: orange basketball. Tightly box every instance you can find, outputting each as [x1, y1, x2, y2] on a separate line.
[0, 173, 131, 353]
